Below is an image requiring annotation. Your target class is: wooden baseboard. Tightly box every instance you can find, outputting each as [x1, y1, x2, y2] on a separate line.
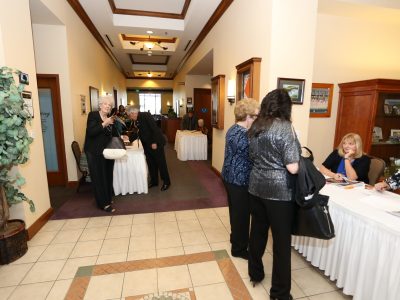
[211, 166, 221, 177]
[27, 207, 54, 240]
[67, 181, 78, 188]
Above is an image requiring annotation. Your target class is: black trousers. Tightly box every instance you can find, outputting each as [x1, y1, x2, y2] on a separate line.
[86, 152, 114, 209]
[223, 181, 250, 256]
[143, 143, 170, 185]
[248, 194, 295, 300]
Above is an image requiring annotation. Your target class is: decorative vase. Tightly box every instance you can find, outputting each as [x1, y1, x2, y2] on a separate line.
[0, 186, 10, 231]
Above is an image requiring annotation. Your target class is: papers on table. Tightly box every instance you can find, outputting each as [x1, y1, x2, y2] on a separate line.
[326, 177, 365, 189]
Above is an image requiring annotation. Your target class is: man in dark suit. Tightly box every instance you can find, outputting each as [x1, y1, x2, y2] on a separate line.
[126, 106, 171, 191]
[181, 109, 198, 130]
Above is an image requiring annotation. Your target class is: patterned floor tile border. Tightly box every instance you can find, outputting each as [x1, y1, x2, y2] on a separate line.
[65, 250, 251, 300]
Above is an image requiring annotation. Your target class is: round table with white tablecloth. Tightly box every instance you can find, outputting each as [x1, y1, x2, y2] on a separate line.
[174, 130, 207, 161]
[113, 141, 148, 195]
[292, 184, 400, 300]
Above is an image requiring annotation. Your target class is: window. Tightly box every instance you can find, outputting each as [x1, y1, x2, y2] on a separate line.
[139, 93, 161, 114]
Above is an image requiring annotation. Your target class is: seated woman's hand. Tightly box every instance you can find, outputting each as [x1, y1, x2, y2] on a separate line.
[375, 181, 389, 191]
[333, 173, 343, 181]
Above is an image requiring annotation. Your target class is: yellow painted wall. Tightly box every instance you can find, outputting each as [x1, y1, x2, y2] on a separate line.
[126, 79, 173, 89]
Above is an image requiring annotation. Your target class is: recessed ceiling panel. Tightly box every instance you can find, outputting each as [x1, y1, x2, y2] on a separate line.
[114, 0, 186, 14]
[133, 71, 166, 78]
[130, 54, 169, 65]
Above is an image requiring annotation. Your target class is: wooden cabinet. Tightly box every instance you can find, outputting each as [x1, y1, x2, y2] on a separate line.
[335, 79, 400, 164]
[161, 118, 182, 143]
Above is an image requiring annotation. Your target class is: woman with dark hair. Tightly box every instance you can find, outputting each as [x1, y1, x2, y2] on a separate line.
[248, 89, 300, 300]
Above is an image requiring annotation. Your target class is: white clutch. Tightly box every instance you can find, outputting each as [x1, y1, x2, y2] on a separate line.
[103, 149, 127, 160]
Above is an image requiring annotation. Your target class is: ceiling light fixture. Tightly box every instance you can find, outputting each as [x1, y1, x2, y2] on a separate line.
[129, 34, 168, 51]
[146, 30, 153, 34]
[147, 72, 153, 77]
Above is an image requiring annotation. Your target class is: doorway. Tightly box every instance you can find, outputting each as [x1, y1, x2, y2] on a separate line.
[193, 88, 212, 150]
[37, 74, 67, 186]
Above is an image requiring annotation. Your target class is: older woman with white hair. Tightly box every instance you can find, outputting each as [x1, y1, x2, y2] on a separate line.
[84, 95, 118, 212]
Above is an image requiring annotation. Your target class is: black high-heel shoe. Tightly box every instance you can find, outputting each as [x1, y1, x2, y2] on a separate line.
[250, 276, 264, 287]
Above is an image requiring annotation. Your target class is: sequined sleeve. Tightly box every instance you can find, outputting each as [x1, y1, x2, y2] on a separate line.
[386, 170, 400, 190]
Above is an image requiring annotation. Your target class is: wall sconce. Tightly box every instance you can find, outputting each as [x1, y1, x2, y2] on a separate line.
[179, 98, 183, 107]
[227, 79, 236, 104]
[167, 101, 171, 106]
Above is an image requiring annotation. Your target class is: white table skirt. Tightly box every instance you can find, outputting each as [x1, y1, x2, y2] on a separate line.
[113, 142, 148, 195]
[174, 130, 207, 161]
[292, 184, 400, 300]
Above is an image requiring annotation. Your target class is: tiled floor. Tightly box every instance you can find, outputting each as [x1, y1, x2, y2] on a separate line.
[0, 207, 352, 300]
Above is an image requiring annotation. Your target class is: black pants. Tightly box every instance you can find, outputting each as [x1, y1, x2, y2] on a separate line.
[248, 194, 295, 300]
[143, 143, 170, 185]
[223, 181, 250, 256]
[86, 152, 114, 209]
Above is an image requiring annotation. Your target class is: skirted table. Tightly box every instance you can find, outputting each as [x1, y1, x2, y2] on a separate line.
[292, 184, 400, 300]
[174, 130, 207, 161]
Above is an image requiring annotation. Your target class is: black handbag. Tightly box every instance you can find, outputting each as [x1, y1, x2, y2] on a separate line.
[292, 147, 335, 240]
[103, 136, 126, 159]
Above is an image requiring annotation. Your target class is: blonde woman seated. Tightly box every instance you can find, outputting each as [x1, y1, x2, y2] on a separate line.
[320, 133, 371, 183]
[197, 119, 208, 135]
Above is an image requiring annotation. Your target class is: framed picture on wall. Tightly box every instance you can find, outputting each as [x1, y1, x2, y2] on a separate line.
[211, 74, 225, 129]
[89, 86, 99, 111]
[277, 77, 305, 104]
[310, 83, 334, 117]
[236, 57, 262, 101]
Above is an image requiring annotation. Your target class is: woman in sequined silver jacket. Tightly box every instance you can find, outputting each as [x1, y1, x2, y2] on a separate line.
[375, 169, 400, 191]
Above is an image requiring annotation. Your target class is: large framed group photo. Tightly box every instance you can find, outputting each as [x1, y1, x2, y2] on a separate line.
[310, 83, 334, 118]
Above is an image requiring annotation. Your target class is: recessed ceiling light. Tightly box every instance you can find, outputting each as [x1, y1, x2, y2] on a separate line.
[146, 30, 153, 34]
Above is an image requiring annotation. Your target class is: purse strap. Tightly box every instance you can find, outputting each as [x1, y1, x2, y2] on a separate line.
[302, 146, 314, 162]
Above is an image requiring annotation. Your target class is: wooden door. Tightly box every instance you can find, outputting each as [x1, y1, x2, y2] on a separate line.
[113, 88, 118, 108]
[37, 75, 67, 186]
[193, 88, 212, 139]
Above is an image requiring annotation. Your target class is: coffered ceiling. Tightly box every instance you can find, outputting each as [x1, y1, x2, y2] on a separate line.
[66, 0, 232, 79]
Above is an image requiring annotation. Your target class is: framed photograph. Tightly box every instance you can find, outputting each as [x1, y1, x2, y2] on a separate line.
[384, 99, 400, 116]
[236, 57, 261, 101]
[89, 86, 99, 111]
[310, 83, 334, 117]
[80, 95, 86, 114]
[277, 77, 305, 104]
[390, 129, 400, 137]
[211, 74, 225, 129]
[186, 97, 193, 108]
[22, 91, 34, 118]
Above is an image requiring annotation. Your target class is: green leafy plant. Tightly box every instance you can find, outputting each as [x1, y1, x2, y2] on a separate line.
[167, 105, 177, 118]
[0, 66, 35, 230]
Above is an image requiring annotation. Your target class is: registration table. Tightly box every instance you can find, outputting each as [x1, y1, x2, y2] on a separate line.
[113, 142, 148, 195]
[174, 130, 207, 161]
[292, 184, 400, 300]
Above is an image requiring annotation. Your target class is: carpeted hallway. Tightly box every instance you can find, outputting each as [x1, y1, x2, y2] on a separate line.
[50, 144, 227, 220]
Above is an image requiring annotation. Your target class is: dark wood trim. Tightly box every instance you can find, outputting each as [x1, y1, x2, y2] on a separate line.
[126, 76, 173, 80]
[235, 57, 262, 71]
[127, 88, 173, 93]
[211, 166, 221, 177]
[211, 75, 225, 129]
[173, 0, 234, 78]
[109, 0, 191, 19]
[27, 208, 54, 240]
[129, 54, 170, 65]
[235, 57, 262, 101]
[67, 0, 123, 74]
[121, 34, 177, 44]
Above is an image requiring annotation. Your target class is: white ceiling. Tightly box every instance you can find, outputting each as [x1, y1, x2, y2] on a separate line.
[114, 0, 186, 14]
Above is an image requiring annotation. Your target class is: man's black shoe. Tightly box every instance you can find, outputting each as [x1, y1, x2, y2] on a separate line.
[148, 183, 158, 188]
[160, 183, 170, 191]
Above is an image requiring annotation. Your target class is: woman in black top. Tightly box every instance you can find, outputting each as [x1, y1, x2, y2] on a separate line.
[320, 133, 370, 183]
[84, 95, 118, 212]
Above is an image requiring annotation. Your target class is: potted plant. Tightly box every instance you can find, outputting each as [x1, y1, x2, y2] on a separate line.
[0, 66, 35, 264]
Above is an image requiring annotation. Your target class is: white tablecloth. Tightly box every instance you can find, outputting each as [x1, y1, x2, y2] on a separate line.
[174, 130, 207, 161]
[113, 142, 148, 195]
[292, 184, 400, 300]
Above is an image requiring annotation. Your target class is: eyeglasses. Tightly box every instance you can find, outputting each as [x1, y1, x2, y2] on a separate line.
[249, 114, 258, 119]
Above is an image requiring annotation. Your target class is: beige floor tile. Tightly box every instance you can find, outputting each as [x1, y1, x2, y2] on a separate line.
[188, 261, 225, 286]
[131, 223, 155, 237]
[129, 235, 156, 251]
[261, 252, 273, 276]
[61, 218, 89, 230]
[100, 237, 129, 255]
[184, 244, 211, 254]
[292, 268, 337, 296]
[158, 265, 192, 292]
[155, 211, 176, 223]
[8, 281, 53, 300]
[291, 250, 310, 270]
[178, 219, 202, 232]
[308, 290, 352, 300]
[70, 240, 103, 258]
[28, 231, 58, 246]
[155, 221, 179, 234]
[46, 279, 73, 300]
[198, 217, 225, 230]
[22, 260, 65, 284]
[38, 243, 75, 261]
[213, 206, 229, 217]
[231, 256, 250, 279]
[105, 225, 131, 239]
[180, 231, 208, 246]
[58, 256, 97, 280]
[195, 208, 218, 218]
[0, 286, 16, 300]
[132, 213, 154, 224]
[40, 220, 66, 232]
[10, 245, 46, 264]
[203, 227, 230, 243]
[219, 216, 231, 229]
[244, 279, 270, 300]
[110, 214, 133, 226]
[122, 269, 157, 297]
[96, 252, 127, 264]
[79, 227, 108, 241]
[86, 216, 112, 228]
[0, 263, 33, 287]
[175, 210, 197, 221]
[262, 274, 306, 299]
[209, 241, 231, 252]
[51, 229, 83, 244]
[157, 247, 184, 258]
[127, 249, 156, 261]
[84, 273, 124, 300]
[156, 232, 182, 249]
[194, 282, 233, 300]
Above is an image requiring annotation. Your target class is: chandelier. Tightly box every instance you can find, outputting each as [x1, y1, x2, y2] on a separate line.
[130, 35, 168, 56]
